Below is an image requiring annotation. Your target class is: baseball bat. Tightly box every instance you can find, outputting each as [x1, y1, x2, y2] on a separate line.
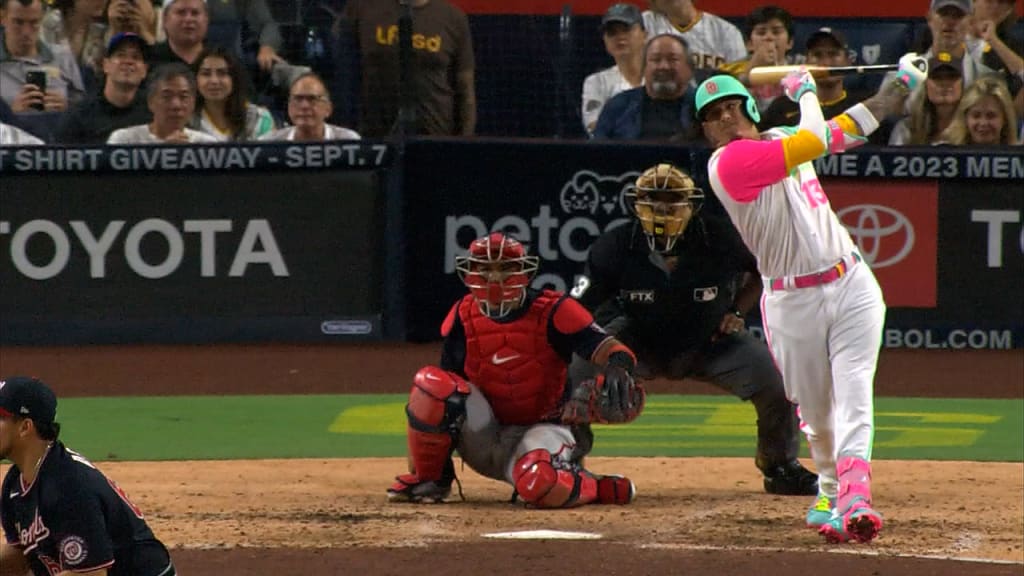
[748, 64, 898, 86]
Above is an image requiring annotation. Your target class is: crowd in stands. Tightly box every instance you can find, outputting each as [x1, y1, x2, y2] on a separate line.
[1, 0, 1021, 146]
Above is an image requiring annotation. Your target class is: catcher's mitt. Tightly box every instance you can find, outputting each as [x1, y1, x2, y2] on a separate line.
[561, 368, 645, 425]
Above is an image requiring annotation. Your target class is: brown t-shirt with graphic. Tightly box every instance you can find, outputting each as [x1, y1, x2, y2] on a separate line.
[344, 0, 474, 137]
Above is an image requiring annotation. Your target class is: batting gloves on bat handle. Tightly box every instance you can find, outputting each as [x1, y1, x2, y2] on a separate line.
[781, 67, 817, 103]
[895, 52, 928, 94]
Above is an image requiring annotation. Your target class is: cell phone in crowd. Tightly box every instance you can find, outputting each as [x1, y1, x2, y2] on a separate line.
[25, 70, 47, 111]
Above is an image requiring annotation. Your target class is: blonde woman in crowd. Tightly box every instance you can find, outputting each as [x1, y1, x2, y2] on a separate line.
[190, 45, 276, 141]
[890, 53, 964, 145]
[941, 74, 1019, 145]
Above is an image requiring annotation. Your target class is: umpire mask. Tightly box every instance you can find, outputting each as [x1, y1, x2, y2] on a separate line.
[627, 163, 704, 253]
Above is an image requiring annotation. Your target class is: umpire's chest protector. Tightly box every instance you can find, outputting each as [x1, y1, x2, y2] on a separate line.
[459, 293, 566, 425]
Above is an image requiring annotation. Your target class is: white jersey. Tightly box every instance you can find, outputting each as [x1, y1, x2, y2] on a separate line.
[107, 125, 219, 144]
[641, 10, 746, 70]
[707, 128, 858, 278]
[581, 65, 637, 134]
[259, 124, 362, 141]
[0, 122, 44, 146]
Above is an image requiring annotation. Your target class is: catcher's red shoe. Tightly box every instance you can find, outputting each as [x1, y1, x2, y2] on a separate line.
[596, 475, 635, 505]
[387, 473, 452, 503]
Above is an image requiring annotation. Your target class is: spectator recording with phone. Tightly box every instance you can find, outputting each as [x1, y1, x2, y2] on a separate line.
[0, 0, 86, 113]
[106, 0, 159, 46]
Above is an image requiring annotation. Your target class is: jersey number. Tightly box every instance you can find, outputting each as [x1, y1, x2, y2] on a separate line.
[569, 276, 590, 299]
[801, 178, 828, 208]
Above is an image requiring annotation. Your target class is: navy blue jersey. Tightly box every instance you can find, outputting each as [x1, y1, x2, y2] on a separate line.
[1, 442, 173, 576]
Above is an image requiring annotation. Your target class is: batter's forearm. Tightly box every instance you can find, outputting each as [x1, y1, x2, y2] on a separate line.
[732, 273, 763, 316]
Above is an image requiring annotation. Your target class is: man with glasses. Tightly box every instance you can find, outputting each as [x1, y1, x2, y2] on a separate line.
[261, 73, 360, 141]
[58, 33, 153, 144]
[569, 163, 819, 497]
[107, 62, 216, 143]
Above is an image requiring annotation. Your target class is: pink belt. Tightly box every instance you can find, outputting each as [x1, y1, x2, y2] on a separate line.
[768, 253, 862, 291]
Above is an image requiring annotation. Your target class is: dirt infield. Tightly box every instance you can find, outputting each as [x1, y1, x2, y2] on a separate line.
[1, 344, 1022, 575]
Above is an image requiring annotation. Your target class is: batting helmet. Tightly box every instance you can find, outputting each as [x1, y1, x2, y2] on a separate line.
[695, 74, 760, 124]
[455, 233, 539, 318]
[626, 163, 704, 253]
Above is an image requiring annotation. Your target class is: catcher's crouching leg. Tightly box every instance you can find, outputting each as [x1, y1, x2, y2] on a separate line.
[511, 449, 634, 508]
[387, 366, 469, 503]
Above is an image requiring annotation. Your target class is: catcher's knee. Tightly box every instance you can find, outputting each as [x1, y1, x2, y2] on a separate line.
[407, 366, 470, 433]
[512, 449, 578, 508]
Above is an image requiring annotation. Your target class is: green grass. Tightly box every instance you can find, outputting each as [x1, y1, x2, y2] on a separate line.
[56, 395, 1023, 462]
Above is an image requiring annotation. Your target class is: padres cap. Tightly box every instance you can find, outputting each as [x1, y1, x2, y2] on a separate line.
[601, 3, 643, 31]
[928, 51, 963, 78]
[0, 377, 57, 425]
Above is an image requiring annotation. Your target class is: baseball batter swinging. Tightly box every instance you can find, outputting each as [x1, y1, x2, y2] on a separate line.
[693, 55, 925, 543]
[387, 232, 644, 508]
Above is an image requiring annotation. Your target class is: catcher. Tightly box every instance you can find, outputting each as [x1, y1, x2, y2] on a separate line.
[387, 232, 645, 507]
[569, 163, 818, 496]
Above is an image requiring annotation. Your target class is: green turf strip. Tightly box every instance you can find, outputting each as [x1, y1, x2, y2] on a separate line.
[57, 395, 1022, 462]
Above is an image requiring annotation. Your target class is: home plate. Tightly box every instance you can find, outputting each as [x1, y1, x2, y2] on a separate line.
[482, 530, 603, 540]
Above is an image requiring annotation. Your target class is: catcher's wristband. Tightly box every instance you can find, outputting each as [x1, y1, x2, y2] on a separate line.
[607, 350, 636, 373]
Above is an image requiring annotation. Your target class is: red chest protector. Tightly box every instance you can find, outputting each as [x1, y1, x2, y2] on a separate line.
[458, 291, 567, 425]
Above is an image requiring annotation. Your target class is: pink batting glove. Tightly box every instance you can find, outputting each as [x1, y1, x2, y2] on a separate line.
[781, 67, 817, 102]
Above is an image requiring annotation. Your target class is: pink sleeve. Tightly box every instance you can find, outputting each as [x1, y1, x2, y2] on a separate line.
[715, 138, 790, 203]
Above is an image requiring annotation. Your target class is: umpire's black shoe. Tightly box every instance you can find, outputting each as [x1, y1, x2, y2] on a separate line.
[763, 460, 819, 496]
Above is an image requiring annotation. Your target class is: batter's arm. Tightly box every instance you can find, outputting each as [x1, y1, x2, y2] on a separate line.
[0, 540, 28, 576]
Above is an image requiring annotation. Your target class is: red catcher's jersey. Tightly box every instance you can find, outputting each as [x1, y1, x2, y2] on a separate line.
[441, 290, 608, 425]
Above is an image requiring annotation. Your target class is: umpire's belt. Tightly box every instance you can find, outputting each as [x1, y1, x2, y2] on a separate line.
[767, 253, 862, 292]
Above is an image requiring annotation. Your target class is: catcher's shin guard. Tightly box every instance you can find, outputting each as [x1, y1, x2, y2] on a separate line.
[389, 366, 469, 501]
[511, 449, 635, 508]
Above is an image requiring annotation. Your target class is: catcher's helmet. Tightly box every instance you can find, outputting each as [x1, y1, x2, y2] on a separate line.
[626, 163, 704, 253]
[455, 233, 539, 318]
[695, 74, 761, 124]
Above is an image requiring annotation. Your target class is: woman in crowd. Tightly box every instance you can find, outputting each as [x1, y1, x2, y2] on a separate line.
[941, 75, 1020, 145]
[40, 0, 108, 76]
[889, 58, 964, 145]
[190, 46, 276, 141]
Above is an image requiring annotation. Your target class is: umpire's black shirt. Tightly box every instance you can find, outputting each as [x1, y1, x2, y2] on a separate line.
[575, 217, 757, 357]
[2, 441, 173, 575]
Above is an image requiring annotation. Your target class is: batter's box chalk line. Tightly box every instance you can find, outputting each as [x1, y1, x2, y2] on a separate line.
[640, 542, 1023, 565]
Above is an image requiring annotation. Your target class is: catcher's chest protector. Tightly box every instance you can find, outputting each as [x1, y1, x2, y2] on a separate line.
[459, 292, 566, 425]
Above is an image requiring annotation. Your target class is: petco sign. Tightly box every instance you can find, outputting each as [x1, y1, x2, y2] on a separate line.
[444, 170, 638, 292]
[828, 180, 938, 308]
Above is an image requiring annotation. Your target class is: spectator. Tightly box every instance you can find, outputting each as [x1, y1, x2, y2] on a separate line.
[150, 0, 207, 67]
[920, 0, 993, 86]
[107, 61, 216, 142]
[206, 0, 283, 72]
[593, 33, 697, 141]
[260, 72, 360, 141]
[105, 0, 158, 45]
[0, 0, 85, 112]
[39, 0, 107, 77]
[190, 45, 275, 140]
[0, 120, 44, 144]
[341, 0, 476, 137]
[968, 0, 1023, 99]
[641, 0, 745, 70]
[889, 52, 964, 145]
[760, 28, 872, 130]
[58, 32, 151, 143]
[719, 5, 795, 111]
[582, 3, 646, 136]
[941, 74, 1019, 144]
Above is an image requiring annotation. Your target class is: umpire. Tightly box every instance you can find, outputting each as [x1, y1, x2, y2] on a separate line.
[0, 376, 175, 576]
[569, 163, 817, 496]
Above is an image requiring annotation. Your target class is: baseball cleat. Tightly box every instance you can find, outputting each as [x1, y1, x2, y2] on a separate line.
[806, 493, 835, 528]
[596, 475, 636, 505]
[386, 473, 452, 503]
[763, 460, 819, 496]
[818, 516, 851, 544]
[843, 503, 883, 543]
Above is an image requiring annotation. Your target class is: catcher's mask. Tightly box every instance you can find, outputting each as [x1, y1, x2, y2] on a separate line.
[455, 232, 539, 319]
[626, 163, 704, 253]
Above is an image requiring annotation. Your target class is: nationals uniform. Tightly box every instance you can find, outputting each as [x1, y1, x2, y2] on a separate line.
[701, 73, 888, 542]
[1, 442, 174, 576]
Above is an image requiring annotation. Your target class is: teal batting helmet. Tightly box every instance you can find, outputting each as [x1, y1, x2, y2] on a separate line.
[695, 74, 760, 124]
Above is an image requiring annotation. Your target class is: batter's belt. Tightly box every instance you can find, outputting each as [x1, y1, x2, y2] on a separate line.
[765, 252, 862, 292]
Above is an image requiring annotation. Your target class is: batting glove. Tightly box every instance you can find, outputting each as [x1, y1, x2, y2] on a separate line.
[895, 52, 928, 93]
[781, 67, 817, 102]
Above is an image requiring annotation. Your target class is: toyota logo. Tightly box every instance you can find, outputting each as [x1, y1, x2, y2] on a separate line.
[836, 204, 915, 268]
